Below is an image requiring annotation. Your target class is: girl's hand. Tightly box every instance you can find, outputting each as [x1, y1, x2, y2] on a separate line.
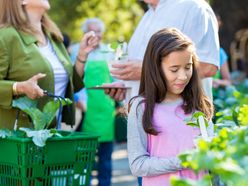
[77, 31, 99, 61]
[16, 73, 46, 99]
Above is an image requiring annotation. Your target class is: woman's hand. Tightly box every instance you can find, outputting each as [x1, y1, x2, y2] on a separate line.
[16, 73, 46, 99]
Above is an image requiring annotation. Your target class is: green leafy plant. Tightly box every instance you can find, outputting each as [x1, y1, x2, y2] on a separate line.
[171, 174, 212, 186]
[185, 111, 212, 143]
[19, 128, 62, 147]
[214, 86, 248, 129]
[12, 96, 72, 130]
[171, 87, 248, 186]
[172, 126, 248, 186]
[0, 96, 72, 147]
[185, 111, 209, 128]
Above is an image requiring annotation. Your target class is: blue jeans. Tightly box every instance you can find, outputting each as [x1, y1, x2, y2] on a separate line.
[138, 177, 142, 186]
[97, 142, 113, 186]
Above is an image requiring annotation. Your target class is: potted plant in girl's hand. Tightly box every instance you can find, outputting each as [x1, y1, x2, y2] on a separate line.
[185, 111, 214, 143]
[0, 96, 72, 147]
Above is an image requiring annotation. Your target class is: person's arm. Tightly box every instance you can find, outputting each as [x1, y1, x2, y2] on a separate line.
[74, 88, 87, 111]
[198, 62, 218, 78]
[213, 62, 232, 88]
[74, 31, 99, 77]
[184, 5, 219, 78]
[127, 98, 183, 177]
[213, 48, 231, 88]
[218, 62, 231, 85]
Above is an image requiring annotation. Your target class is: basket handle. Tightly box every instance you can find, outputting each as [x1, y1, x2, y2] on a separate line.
[43, 90, 71, 129]
[13, 110, 20, 131]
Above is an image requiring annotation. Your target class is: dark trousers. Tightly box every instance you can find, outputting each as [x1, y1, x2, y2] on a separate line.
[75, 111, 85, 132]
[138, 177, 142, 186]
[97, 142, 113, 186]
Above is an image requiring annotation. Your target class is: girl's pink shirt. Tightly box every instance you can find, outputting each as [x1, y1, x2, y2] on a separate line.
[143, 100, 204, 186]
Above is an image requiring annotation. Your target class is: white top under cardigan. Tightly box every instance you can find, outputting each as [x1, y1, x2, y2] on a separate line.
[38, 39, 69, 129]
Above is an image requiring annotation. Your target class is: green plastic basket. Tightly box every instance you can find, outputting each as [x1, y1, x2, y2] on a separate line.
[0, 131, 98, 186]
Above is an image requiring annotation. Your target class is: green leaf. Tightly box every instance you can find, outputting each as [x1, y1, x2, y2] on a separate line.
[223, 115, 234, 121]
[12, 96, 37, 109]
[0, 129, 12, 138]
[12, 97, 46, 130]
[26, 109, 46, 130]
[12, 96, 72, 130]
[197, 139, 209, 151]
[192, 111, 205, 118]
[238, 105, 248, 126]
[218, 128, 229, 139]
[233, 91, 241, 99]
[225, 97, 238, 106]
[109, 41, 119, 50]
[170, 176, 197, 186]
[214, 99, 224, 108]
[186, 122, 199, 127]
[215, 111, 223, 117]
[215, 160, 245, 175]
[43, 98, 72, 129]
[19, 128, 54, 147]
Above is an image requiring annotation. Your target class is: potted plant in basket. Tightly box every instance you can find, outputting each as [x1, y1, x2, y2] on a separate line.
[0, 96, 98, 186]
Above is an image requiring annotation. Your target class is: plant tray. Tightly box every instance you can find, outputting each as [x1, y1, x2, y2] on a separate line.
[0, 131, 98, 186]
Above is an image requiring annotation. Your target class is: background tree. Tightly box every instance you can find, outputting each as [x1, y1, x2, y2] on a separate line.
[49, 0, 144, 44]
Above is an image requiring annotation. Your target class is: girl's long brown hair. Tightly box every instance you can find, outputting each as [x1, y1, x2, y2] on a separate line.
[136, 28, 213, 135]
[0, 0, 63, 41]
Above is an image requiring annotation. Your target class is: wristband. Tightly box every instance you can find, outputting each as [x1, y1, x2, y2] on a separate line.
[76, 56, 86, 64]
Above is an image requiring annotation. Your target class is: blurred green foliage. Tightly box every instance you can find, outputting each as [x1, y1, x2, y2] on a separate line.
[49, 0, 144, 44]
[171, 80, 248, 186]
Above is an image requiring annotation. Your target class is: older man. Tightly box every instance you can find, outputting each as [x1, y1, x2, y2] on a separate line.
[107, 0, 219, 102]
[105, 1, 219, 186]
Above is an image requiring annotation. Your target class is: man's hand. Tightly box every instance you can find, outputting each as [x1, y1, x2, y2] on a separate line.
[198, 62, 218, 78]
[110, 60, 142, 81]
[103, 82, 126, 101]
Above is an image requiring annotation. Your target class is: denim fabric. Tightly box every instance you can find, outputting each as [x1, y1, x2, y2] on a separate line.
[138, 177, 142, 186]
[98, 142, 113, 186]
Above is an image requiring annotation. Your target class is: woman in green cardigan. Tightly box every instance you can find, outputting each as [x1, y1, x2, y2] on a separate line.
[0, 0, 99, 129]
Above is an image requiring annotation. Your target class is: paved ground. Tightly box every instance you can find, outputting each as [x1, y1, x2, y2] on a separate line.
[91, 143, 138, 186]
[112, 143, 138, 186]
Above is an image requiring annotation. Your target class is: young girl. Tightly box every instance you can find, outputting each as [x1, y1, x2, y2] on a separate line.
[127, 28, 214, 186]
